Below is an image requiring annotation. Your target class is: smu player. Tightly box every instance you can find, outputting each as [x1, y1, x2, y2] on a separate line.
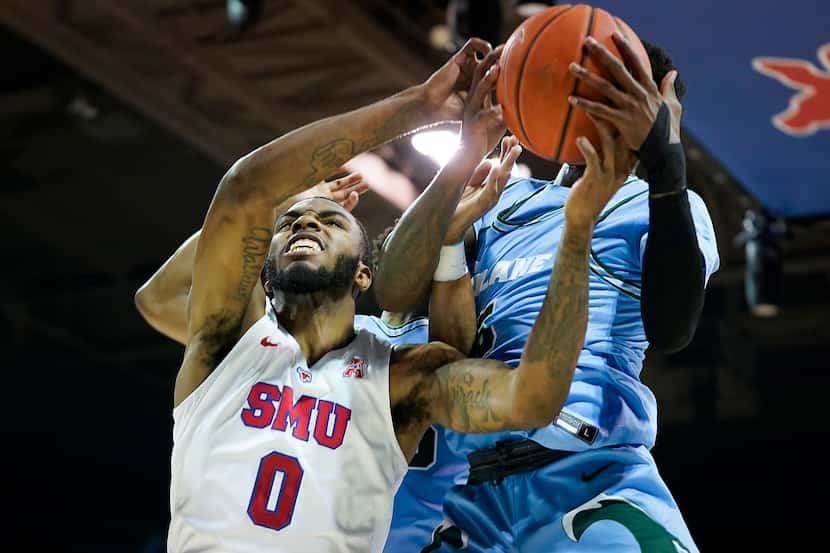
[376, 37, 719, 552]
[155, 39, 629, 553]
[136, 220, 472, 552]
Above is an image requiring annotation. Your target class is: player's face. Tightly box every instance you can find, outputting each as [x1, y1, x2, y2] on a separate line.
[268, 198, 368, 295]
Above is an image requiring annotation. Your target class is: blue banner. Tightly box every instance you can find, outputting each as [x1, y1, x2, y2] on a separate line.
[588, 1, 829, 217]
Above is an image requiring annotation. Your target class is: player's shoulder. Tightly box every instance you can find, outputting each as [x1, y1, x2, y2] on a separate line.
[355, 314, 429, 350]
[356, 314, 428, 336]
[500, 176, 550, 206]
[601, 178, 714, 224]
[593, 177, 651, 225]
[475, 176, 551, 231]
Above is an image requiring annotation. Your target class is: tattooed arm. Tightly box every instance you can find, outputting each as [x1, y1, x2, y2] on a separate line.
[390, 223, 593, 456]
[391, 119, 630, 455]
[135, 230, 200, 345]
[134, 175, 367, 346]
[177, 41, 493, 407]
[426, 134, 524, 353]
[375, 47, 507, 313]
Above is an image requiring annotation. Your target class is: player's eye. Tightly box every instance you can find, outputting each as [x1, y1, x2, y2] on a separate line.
[277, 220, 293, 231]
[325, 219, 343, 228]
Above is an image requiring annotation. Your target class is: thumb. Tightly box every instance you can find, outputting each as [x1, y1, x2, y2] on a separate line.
[342, 191, 360, 212]
[660, 70, 678, 103]
[468, 159, 492, 187]
[660, 70, 683, 143]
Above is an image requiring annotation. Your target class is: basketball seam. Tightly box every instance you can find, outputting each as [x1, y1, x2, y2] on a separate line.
[514, 5, 575, 153]
[554, 6, 596, 162]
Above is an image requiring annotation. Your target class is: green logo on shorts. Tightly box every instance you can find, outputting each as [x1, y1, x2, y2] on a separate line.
[563, 494, 690, 553]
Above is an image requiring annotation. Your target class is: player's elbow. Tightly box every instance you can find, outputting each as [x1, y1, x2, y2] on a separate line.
[648, 327, 694, 353]
[508, 385, 566, 430]
[510, 404, 560, 430]
[134, 283, 159, 323]
[217, 156, 277, 208]
[644, 310, 699, 353]
[373, 275, 423, 314]
[372, 278, 406, 313]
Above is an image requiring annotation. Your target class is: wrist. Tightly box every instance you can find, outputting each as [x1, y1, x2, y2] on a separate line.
[413, 83, 448, 124]
[563, 216, 595, 239]
[459, 127, 491, 154]
[433, 241, 469, 282]
[444, 228, 468, 245]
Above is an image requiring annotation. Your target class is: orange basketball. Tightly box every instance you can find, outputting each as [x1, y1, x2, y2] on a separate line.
[496, 4, 652, 164]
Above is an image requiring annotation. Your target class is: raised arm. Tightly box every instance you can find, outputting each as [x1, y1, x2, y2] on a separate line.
[569, 33, 715, 352]
[375, 47, 506, 313]
[135, 231, 199, 345]
[427, 139, 521, 353]
[392, 120, 629, 453]
[134, 175, 367, 346]
[177, 41, 492, 406]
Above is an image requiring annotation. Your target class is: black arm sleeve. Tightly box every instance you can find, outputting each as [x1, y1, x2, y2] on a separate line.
[637, 104, 706, 353]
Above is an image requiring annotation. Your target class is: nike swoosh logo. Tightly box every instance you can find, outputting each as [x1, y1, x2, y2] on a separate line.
[260, 337, 279, 348]
[581, 462, 614, 483]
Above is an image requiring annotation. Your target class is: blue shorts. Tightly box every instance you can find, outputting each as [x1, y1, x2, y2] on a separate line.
[424, 445, 698, 553]
[385, 425, 468, 552]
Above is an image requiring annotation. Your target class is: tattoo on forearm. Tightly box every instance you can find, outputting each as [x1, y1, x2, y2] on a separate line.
[362, 102, 428, 151]
[301, 97, 428, 188]
[303, 138, 355, 186]
[439, 364, 506, 432]
[235, 227, 272, 301]
[523, 231, 589, 384]
[449, 371, 491, 409]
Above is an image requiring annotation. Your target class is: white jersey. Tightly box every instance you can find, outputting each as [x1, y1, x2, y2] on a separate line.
[168, 310, 409, 553]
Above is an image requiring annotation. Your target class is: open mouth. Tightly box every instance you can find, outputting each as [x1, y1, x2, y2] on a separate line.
[284, 233, 324, 255]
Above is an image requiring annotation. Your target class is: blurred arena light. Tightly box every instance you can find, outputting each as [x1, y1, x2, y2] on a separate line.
[740, 210, 784, 318]
[227, 0, 262, 29]
[411, 129, 531, 178]
[412, 129, 460, 166]
[513, 1, 558, 18]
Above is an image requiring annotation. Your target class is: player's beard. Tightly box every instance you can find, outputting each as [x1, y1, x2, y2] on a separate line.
[268, 253, 359, 296]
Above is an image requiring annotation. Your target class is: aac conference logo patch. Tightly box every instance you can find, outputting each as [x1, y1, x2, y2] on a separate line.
[343, 357, 365, 379]
[753, 43, 830, 136]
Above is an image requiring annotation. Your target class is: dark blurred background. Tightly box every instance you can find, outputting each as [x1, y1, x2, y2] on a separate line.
[2, 1, 828, 551]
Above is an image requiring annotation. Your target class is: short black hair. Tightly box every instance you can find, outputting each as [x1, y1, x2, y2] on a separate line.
[641, 38, 687, 100]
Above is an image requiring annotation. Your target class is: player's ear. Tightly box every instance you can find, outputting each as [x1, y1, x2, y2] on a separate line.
[354, 261, 372, 294]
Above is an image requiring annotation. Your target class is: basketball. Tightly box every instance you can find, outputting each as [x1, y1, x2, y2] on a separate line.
[496, 4, 652, 164]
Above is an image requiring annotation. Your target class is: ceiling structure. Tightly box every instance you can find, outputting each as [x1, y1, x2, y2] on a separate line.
[0, 0, 434, 166]
[2, 0, 828, 368]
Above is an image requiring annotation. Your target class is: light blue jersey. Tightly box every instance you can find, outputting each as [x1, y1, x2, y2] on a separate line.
[446, 174, 719, 456]
[354, 315, 468, 553]
[429, 170, 718, 553]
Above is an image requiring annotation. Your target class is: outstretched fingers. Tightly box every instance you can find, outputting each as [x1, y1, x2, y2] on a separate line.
[468, 55, 502, 112]
[588, 114, 616, 175]
[575, 135, 600, 174]
[611, 31, 653, 91]
[583, 36, 643, 99]
[569, 62, 628, 107]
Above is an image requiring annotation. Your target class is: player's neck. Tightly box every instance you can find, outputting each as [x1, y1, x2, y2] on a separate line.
[381, 310, 414, 326]
[276, 293, 356, 365]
